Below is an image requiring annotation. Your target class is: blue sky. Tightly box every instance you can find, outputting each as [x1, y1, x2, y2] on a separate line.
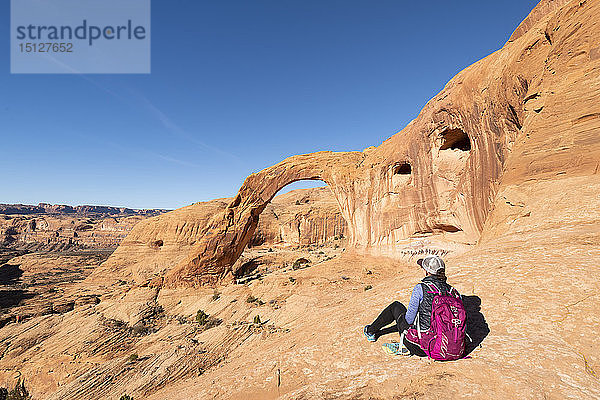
[0, 1, 538, 209]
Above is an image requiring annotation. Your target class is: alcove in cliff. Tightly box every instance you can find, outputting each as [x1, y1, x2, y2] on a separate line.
[392, 162, 412, 187]
[440, 128, 471, 151]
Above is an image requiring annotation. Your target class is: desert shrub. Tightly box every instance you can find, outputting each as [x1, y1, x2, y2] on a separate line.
[4, 227, 18, 236]
[128, 353, 138, 362]
[212, 291, 220, 301]
[246, 295, 264, 305]
[0, 379, 31, 400]
[364, 285, 373, 291]
[120, 395, 133, 400]
[292, 258, 310, 270]
[196, 310, 209, 325]
[194, 310, 222, 330]
[253, 315, 261, 324]
[130, 324, 149, 336]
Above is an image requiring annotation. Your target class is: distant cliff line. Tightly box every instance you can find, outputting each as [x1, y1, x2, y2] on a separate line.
[0, 203, 170, 217]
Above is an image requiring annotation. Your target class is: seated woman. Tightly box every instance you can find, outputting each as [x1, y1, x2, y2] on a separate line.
[363, 254, 464, 358]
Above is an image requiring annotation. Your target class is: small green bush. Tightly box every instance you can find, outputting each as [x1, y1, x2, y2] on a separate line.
[130, 324, 148, 336]
[128, 353, 138, 362]
[364, 285, 373, 291]
[246, 295, 264, 305]
[120, 395, 133, 400]
[253, 315, 261, 324]
[211, 291, 220, 301]
[196, 310, 209, 325]
[292, 258, 310, 270]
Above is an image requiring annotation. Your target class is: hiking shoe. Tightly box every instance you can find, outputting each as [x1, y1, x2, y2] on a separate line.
[381, 342, 411, 356]
[363, 326, 376, 342]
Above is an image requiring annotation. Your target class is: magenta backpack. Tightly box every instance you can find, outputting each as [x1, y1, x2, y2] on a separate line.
[405, 282, 466, 361]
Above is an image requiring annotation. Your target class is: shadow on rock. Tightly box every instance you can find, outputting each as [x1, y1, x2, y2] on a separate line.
[0, 289, 35, 311]
[463, 295, 490, 355]
[0, 263, 36, 325]
[0, 263, 24, 285]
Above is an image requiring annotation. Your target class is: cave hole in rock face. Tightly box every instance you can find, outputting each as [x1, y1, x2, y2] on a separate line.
[440, 128, 471, 151]
[393, 162, 412, 175]
[392, 162, 412, 187]
[433, 223, 462, 233]
[235, 259, 260, 278]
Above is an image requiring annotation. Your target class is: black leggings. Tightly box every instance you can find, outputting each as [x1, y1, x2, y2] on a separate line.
[367, 301, 426, 356]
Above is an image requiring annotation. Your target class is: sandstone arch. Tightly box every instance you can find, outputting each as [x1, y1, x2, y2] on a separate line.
[164, 151, 362, 286]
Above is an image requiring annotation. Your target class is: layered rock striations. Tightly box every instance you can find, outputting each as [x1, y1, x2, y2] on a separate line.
[0, 203, 167, 216]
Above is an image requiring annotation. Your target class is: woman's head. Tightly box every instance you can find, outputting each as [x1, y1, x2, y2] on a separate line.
[417, 255, 446, 276]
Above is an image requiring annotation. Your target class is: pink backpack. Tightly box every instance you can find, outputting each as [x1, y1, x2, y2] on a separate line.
[405, 282, 466, 361]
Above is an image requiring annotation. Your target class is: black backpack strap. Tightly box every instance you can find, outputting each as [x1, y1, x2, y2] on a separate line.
[421, 281, 440, 295]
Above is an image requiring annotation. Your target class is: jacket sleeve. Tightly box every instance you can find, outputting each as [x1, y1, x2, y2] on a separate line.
[404, 284, 424, 325]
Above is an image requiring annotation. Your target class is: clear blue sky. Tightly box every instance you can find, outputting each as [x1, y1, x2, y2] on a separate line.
[0, 1, 538, 209]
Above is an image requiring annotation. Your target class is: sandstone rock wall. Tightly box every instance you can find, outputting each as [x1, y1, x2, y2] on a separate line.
[253, 187, 346, 246]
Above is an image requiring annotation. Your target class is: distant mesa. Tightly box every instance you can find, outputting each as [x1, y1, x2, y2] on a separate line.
[0, 203, 170, 253]
[0, 203, 169, 217]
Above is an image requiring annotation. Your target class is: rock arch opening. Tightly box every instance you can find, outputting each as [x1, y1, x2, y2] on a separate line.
[234, 178, 348, 280]
[439, 128, 471, 151]
[164, 151, 358, 287]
